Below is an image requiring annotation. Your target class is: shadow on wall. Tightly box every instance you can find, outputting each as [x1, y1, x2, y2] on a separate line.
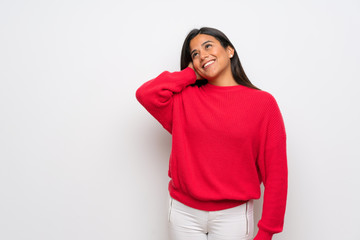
[253, 185, 265, 234]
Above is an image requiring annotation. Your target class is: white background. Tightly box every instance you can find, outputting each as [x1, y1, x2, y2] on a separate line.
[1, 0, 360, 239]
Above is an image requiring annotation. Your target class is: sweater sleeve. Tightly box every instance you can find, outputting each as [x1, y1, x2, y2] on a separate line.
[255, 95, 288, 240]
[135, 67, 197, 133]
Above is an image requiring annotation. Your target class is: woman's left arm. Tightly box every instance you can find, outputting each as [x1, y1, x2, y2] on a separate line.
[255, 95, 288, 240]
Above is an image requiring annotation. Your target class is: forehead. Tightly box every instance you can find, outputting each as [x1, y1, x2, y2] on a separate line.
[189, 34, 219, 50]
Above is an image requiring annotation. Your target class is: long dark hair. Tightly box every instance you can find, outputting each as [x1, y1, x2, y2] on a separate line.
[180, 27, 260, 90]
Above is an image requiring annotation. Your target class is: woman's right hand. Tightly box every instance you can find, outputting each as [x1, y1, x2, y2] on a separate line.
[188, 62, 203, 80]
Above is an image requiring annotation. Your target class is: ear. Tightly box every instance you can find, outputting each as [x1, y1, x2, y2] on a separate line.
[227, 46, 235, 58]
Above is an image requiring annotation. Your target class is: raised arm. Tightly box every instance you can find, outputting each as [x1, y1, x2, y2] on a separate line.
[135, 67, 197, 133]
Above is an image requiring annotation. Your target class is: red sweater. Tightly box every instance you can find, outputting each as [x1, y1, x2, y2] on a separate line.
[136, 67, 287, 239]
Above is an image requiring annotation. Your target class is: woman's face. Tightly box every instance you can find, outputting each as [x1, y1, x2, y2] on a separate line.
[189, 34, 234, 82]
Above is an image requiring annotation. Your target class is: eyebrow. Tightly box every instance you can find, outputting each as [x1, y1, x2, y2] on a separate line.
[190, 40, 214, 56]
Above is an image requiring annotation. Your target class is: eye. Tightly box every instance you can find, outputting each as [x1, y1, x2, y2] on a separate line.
[205, 44, 212, 49]
[192, 52, 198, 58]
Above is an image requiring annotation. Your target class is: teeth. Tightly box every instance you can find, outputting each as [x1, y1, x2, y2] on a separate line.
[204, 60, 215, 68]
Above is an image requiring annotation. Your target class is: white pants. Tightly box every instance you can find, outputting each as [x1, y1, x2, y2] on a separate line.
[168, 197, 254, 240]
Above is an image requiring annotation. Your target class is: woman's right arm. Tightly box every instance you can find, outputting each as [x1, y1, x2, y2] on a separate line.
[135, 67, 197, 133]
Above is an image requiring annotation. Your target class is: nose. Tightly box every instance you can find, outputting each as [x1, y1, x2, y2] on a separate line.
[200, 51, 209, 60]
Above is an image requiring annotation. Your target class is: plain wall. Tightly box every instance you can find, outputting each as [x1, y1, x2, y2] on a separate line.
[1, 0, 360, 239]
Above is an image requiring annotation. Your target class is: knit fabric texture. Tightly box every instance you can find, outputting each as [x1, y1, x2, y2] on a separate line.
[136, 67, 288, 239]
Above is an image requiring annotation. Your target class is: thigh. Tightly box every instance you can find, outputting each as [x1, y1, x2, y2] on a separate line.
[168, 197, 208, 240]
[208, 200, 254, 240]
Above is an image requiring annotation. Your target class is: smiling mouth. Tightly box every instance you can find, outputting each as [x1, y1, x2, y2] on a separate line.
[203, 60, 215, 69]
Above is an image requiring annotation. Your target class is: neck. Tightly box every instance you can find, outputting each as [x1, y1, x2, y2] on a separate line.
[207, 67, 238, 87]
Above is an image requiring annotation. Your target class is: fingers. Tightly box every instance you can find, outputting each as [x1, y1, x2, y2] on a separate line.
[187, 62, 203, 80]
[187, 62, 195, 70]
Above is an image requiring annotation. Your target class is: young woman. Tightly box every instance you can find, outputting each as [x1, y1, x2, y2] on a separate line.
[136, 27, 288, 240]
